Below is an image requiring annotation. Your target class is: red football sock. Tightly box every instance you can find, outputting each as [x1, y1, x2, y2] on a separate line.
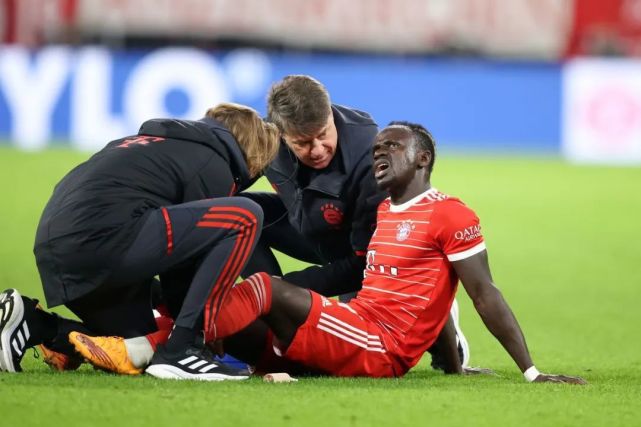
[154, 304, 172, 319]
[154, 314, 174, 331]
[145, 315, 174, 350]
[206, 272, 272, 341]
[145, 329, 170, 351]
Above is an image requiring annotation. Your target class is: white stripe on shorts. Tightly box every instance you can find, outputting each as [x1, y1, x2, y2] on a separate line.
[316, 325, 386, 353]
[317, 312, 385, 352]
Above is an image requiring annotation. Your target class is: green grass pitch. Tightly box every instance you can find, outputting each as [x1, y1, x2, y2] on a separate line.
[0, 147, 640, 427]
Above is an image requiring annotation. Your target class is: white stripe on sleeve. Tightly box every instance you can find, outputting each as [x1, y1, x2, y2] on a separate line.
[447, 241, 486, 262]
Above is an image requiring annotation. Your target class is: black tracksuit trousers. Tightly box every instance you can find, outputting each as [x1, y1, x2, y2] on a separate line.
[39, 197, 262, 353]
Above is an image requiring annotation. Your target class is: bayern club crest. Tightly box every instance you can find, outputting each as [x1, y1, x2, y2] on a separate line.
[396, 220, 415, 241]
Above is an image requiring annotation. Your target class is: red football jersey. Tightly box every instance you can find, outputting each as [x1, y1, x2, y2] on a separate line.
[350, 188, 485, 371]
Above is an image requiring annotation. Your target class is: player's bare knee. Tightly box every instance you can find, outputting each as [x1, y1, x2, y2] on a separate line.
[270, 277, 312, 316]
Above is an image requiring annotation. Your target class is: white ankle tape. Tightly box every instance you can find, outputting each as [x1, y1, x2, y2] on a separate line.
[523, 366, 541, 382]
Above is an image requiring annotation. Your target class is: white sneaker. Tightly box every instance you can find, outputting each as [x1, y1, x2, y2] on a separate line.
[0, 289, 27, 372]
[145, 344, 250, 381]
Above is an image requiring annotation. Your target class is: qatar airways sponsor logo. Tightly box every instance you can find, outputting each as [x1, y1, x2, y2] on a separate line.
[454, 225, 482, 242]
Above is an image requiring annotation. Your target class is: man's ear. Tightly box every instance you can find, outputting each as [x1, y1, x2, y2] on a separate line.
[418, 150, 431, 169]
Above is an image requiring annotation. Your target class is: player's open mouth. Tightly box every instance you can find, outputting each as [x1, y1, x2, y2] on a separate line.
[374, 160, 390, 179]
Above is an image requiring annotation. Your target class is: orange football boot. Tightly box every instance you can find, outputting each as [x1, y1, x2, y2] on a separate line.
[69, 332, 142, 375]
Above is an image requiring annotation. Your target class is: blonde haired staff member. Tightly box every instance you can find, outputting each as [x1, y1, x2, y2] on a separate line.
[0, 103, 280, 381]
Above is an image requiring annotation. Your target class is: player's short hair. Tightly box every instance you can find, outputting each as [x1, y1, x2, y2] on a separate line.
[206, 103, 280, 178]
[388, 121, 437, 174]
[267, 75, 332, 137]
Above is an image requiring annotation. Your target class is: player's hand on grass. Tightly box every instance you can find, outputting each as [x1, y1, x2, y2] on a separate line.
[532, 373, 587, 385]
[463, 366, 496, 376]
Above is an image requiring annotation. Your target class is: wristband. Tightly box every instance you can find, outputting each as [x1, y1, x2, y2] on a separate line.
[523, 366, 541, 382]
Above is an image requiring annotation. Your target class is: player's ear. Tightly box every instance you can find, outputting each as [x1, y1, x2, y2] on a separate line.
[418, 150, 430, 169]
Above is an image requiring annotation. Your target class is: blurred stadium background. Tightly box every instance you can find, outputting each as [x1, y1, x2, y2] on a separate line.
[1, 2, 641, 426]
[1, 0, 640, 163]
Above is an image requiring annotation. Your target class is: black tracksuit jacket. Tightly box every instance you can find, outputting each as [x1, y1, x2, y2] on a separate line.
[265, 105, 386, 295]
[34, 117, 252, 307]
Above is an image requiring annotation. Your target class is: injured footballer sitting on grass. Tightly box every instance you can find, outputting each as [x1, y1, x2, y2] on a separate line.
[1, 121, 586, 384]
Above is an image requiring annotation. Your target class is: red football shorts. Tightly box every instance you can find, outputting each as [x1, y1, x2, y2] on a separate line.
[272, 291, 402, 377]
